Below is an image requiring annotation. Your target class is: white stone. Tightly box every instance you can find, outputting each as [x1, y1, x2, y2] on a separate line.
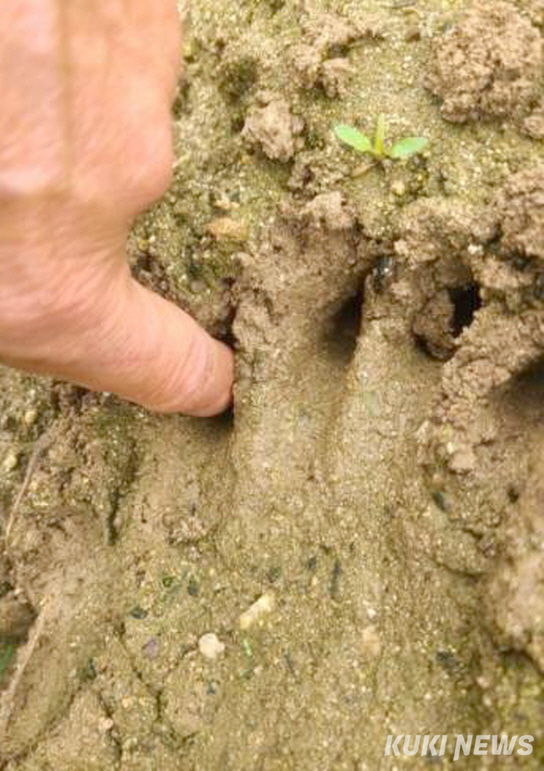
[239, 592, 275, 631]
[2, 450, 18, 472]
[198, 633, 225, 660]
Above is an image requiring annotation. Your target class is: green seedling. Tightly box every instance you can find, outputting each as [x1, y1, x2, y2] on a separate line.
[334, 114, 428, 162]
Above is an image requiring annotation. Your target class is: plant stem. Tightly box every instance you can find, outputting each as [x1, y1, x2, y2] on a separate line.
[374, 114, 386, 158]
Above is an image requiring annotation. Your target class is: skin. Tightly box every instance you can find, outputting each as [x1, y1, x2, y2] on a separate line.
[0, 0, 234, 416]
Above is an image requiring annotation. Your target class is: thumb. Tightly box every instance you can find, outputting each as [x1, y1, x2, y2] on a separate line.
[6, 269, 234, 417]
[97, 278, 235, 416]
[80, 276, 235, 416]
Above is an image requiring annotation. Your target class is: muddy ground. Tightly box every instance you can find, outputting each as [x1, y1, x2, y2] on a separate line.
[1, 0, 544, 768]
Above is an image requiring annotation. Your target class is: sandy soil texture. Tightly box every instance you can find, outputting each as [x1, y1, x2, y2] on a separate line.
[1, 1, 543, 768]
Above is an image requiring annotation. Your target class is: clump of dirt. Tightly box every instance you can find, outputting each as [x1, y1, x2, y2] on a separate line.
[300, 9, 385, 52]
[427, 0, 543, 125]
[488, 450, 544, 672]
[317, 57, 353, 98]
[290, 8, 384, 96]
[412, 289, 464, 360]
[242, 92, 304, 162]
[385, 161, 544, 697]
[393, 198, 491, 359]
[495, 165, 544, 265]
[396, 175, 544, 484]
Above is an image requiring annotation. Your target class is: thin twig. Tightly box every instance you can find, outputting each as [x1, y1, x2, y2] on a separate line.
[4, 430, 53, 546]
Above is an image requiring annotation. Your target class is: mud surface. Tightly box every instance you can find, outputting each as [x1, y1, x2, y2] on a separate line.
[1, 1, 544, 769]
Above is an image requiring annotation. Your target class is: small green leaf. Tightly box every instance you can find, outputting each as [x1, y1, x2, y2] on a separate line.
[389, 136, 429, 159]
[334, 124, 372, 154]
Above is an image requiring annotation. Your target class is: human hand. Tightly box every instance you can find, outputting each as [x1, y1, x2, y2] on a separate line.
[0, 0, 234, 416]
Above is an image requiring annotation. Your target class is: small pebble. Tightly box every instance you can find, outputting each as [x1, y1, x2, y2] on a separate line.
[360, 625, 382, 659]
[98, 717, 114, 733]
[206, 217, 248, 241]
[142, 638, 160, 660]
[129, 606, 148, 620]
[405, 25, 422, 42]
[391, 180, 406, 197]
[2, 451, 19, 472]
[239, 592, 275, 631]
[23, 408, 38, 427]
[198, 633, 226, 660]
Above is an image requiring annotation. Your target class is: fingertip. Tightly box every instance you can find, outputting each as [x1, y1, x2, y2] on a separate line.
[186, 337, 235, 418]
